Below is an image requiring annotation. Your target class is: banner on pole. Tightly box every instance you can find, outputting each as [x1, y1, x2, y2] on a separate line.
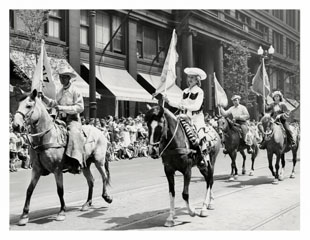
[155, 29, 178, 94]
[251, 60, 270, 99]
[31, 41, 56, 99]
[214, 72, 228, 107]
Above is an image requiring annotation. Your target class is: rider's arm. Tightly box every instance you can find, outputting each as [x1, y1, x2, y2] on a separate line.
[41, 93, 58, 108]
[220, 106, 231, 117]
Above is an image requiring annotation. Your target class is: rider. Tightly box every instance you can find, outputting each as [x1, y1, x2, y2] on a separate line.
[259, 90, 296, 149]
[41, 66, 85, 173]
[219, 95, 253, 154]
[162, 67, 217, 162]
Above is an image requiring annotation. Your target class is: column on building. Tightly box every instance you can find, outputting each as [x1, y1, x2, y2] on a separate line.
[205, 46, 214, 113]
[127, 16, 138, 117]
[68, 10, 81, 74]
[181, 30, 194, 89]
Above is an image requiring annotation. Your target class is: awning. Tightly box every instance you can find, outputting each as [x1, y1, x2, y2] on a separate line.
[82, 63, 157, 103]
[138, 72, 182, 103]
[10, 50, 100, 98]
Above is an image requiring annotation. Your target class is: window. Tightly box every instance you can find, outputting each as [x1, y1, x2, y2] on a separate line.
[144, 26, 157, 60]
[80, 10, 89, 45]
[48, 10, 62, 39]
[272, 10, 283, 20]
[224, 10, 230, 15]
[235, 11, 251, 25]
[112, 15, 124, 53]
[137, 24, 143, 58]
[96, 11, 110, 49]
[272, 31, 283, 54]
[286, 10, 296, 29]
[255, 21, 269, 41]
[15, 12, 27, 32]
[10, 10, 14, 29]
[286, 38, 296, 60]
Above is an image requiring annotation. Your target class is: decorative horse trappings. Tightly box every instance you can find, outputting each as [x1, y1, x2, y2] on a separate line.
[217, 116, 259, 181]
[12, 89, 112, 226]
[145, 105, 221, 227]
[259, 113, 299, 184]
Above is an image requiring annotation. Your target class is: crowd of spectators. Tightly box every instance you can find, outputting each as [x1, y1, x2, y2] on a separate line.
[9, 112, 150, 172]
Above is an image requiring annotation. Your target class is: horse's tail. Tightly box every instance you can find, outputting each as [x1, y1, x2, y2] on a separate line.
[104, 156, 111, 186]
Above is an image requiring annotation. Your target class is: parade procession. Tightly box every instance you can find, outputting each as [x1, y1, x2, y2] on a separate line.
[9, 8, 301, 232]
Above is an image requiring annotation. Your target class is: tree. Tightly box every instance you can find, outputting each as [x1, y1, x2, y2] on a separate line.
[223, 40, 254, 107]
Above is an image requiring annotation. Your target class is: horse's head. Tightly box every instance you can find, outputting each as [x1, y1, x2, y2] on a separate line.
[217, 116, 229, 133]
[144, 105, 165, 158]
[12, 89, 40, 133]
[259, 113, 274, 135]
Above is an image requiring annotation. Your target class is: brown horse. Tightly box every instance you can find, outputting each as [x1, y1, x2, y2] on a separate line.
[217, 116, 259, 181]
[145, 105, 221, 227]
[259, 113, 299, 184]
[12, 89, 112, 226]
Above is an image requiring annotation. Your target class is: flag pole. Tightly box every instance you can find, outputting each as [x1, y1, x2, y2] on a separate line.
[39, 39, 44, 93]
[262, 58, 265, 115]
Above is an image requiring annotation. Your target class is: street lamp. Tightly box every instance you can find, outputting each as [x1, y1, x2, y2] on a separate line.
[257, 45, 274, 116]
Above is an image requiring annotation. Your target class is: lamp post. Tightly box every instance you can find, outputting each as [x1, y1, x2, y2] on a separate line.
[257, 45, 274, 115]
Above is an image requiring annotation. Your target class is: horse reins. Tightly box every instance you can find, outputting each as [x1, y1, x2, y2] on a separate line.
[157, 117, 180, 157]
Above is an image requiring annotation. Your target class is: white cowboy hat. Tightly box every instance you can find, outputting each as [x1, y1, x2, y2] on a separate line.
[184, 67, 207, 80]
[231, 95, 241, 101]
[272, 91, 283, 101]
[58, 66, 76, 79]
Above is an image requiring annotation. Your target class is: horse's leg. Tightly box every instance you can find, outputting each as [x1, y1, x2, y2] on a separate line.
[267, 151, 275, 177]
[18, 169, 42, 226]
[81, 165, 94, 211]
[94, 160, 113, 204]
[183, 168, 195, 217]
[290, 149, 297, 178]
[164, 165, 176, 227]
[240, 150, 247, 175]
[273, 153, 281, 184]
[279, 153, 285, 181]
[197, 159, 214, 217]
[228, 151, 238, 181]
[249, 145, 258, 176]
[54, 171, 66, 221]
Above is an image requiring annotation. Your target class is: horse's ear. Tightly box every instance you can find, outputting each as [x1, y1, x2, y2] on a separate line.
[30, 89, 38, 100]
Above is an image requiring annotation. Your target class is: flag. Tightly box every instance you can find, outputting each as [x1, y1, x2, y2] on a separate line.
[214, 72, 228, 107]
[251, 59, 270, 99]
[31, 40, 56, 99]
[155, 29, 178, 94]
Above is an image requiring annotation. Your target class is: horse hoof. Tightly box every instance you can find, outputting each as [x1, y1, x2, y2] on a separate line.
[279, 176, 284, 181]
[18, 217, 29, 226]
[189, 210, 196, 217]
[242, 170, 246, 175]
[56, 213, 66, 221]
[207, 204, 215, 210]
[228, 176, 234, 182]
[164, 220, 175, 227]
[249, 171, 254, 176]
[272, 179, 279, 185]
[290, 173, 295, 179]
[234, 175, 238, 180]
[103, 194, 113, 204]
[200, 209, 208, 217]
[81, 204, 90, 212]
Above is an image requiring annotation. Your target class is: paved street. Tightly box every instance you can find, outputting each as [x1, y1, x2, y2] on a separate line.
[9, 149, 300, 231]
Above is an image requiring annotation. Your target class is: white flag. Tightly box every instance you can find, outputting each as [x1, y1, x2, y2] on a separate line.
[214, 72, 228, 107]
[31, 40, 56, 99]
[155, 29, 178, 94]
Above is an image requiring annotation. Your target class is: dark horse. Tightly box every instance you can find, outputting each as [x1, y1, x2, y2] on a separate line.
[259, 113, 299, 184]
[12, 89, 112, 226]
[217, 116, 259, 181]
[145, 105, 221, 227]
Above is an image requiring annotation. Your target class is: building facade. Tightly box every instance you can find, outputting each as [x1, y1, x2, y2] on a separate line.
[9, 9, 300, 119]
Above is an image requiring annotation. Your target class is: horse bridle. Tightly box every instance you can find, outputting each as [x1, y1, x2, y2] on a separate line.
[150, 115, 180, 157]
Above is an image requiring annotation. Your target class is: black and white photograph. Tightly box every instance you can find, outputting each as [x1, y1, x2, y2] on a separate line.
[4, 0, 308, 237]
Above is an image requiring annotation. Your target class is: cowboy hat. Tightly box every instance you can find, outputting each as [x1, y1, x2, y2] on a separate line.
[184, 67, 207, 80]
[272, 91, 283, 101]
[58, 66, 76, 78]
[231, 95, 241, 101]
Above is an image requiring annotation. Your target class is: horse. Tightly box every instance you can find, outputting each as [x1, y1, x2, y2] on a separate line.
[145, 105, 221, 227]
[259, 113, 300, 184]
[217, 116, 259, 181]
[12, 89, 113, 226]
